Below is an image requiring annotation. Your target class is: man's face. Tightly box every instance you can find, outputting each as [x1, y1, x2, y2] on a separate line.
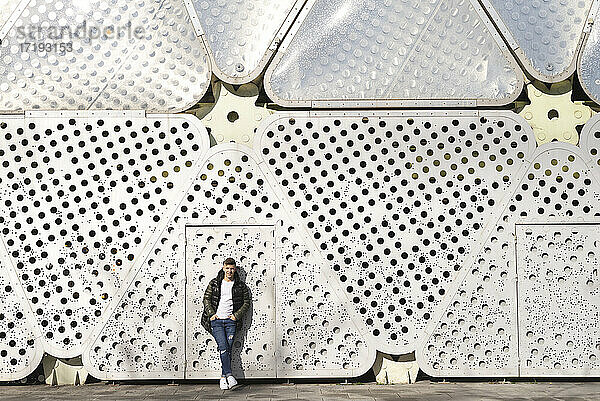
[223, 263, 236, 280]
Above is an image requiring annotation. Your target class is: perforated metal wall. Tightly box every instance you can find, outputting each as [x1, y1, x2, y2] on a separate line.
[2, 111, 600, 380]
[256, 111, 536, 355]
[82, 140, 374, 380]
[0, 0, 211, 112]
[181, 146, 374, 378]
[418, 142, 600, 376]
[82, 214, 190, 380]
[0, 111, 209, 362]
[0, 245, 43, 381]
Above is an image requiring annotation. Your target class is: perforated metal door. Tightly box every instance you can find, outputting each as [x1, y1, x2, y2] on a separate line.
[516, 222, 600, 376]
[184, 224, 276, 378]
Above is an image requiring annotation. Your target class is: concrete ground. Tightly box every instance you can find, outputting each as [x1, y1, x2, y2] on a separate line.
[0, 381, 599, 400]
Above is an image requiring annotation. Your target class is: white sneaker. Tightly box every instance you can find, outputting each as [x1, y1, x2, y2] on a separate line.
[226, 375, 238, 389]
[219, 377, 228, 390]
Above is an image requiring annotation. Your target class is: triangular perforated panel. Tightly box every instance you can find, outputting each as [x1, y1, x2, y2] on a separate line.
[83, 144, 375, 379]
[0, 0, 21, 32]
[0, 112, 209, 357]
[255, 111, 536, 354]
[0, 246, 43, 381]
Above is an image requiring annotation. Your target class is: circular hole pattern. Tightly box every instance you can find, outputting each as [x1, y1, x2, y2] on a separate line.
[0, 114, 203, 355]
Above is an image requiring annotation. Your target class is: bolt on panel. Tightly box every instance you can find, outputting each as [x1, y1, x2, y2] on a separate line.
[185, 0, 305, 84]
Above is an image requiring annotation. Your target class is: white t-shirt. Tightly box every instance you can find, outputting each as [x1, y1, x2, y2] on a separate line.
[215, 280, 234, 319]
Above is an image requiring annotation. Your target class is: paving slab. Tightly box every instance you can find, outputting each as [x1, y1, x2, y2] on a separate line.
[1, 381, 600, 400]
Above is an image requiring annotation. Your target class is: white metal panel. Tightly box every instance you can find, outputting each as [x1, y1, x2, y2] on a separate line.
[185, 0, 306, 84]
[264, 0, 524, 107]
[0, 0, 211, 112]
[0, 238, 44, 381]
[516, 223, 600, 376]
[181, 146, 374, 378]
[83, 142, 374, 379]
[4, 110, 600, 379]
[82, 220, 188, 379]
[270, 214, 373, 377]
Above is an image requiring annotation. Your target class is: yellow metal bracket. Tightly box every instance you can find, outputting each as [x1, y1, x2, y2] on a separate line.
[520, 84, 594, 145]
[187, 82, 273, 148]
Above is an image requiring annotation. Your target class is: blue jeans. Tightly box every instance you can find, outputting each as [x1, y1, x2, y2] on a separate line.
[210, 318, 236, 377]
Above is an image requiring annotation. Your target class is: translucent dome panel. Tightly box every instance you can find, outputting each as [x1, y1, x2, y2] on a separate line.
[186, 0, 304, 84]
[0, 0, 24, 32]
[578, 4, 600, 106]
[0, 0, 212, 112]
[481, 0, 595, 82]
[265, 0, 524, 107]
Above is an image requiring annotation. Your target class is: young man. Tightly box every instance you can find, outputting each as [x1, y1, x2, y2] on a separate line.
[201, 257, 251, 390]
